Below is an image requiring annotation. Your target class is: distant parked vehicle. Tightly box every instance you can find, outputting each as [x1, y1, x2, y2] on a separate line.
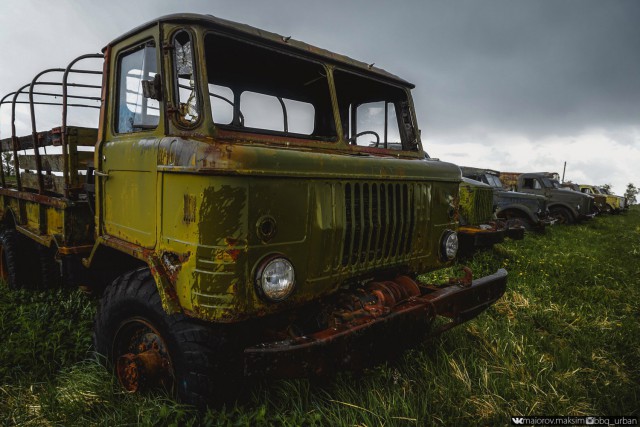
[460, 167, 553, 231]
[599, 187, 628, 211]
[499, 172, 595, 224]
[577, 185, 620, 213]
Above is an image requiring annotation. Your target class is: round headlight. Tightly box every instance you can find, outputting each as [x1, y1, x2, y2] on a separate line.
[441, 230, 458, 261]
[255, 256, 295, 302]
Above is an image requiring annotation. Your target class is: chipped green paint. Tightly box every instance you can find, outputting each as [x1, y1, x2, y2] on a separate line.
[458, 179, 495, 226]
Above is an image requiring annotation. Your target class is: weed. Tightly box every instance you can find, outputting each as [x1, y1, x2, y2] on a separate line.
[1, 208, 639, 425]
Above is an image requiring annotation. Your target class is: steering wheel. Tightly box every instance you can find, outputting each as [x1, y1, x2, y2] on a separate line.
[348, 130, 380, 146]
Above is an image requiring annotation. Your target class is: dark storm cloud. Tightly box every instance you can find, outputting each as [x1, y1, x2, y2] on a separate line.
[214, 0, 640, 140]
[376, 0, 640, 139]
[2, 0, 638, 142]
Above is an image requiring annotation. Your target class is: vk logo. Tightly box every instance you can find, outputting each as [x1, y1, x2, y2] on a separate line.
[512, 418, 525, 425]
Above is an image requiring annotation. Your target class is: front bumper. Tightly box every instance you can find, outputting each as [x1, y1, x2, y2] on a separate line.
[458, 226, 506, 249]
[505, 226, 525, 240]
[244, 268, 508, 378]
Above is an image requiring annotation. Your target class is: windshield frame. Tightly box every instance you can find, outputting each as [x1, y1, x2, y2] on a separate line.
[172, 23, 425, 158]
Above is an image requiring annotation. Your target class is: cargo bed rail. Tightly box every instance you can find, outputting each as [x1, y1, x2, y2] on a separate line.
[0, 53, 103, 199]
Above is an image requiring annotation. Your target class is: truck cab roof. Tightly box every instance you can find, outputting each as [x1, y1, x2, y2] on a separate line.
[106, 13, 414, 89]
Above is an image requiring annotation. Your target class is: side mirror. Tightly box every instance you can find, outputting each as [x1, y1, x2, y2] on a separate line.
[142, 73, 163, 101]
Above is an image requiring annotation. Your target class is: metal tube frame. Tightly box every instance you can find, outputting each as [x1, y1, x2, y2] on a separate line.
[0, 53, 103, 197]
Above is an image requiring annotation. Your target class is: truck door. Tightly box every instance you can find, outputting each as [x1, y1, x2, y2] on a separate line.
[99, 35, 162, 249]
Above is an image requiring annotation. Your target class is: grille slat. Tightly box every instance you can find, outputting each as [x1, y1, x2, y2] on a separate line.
[341, 181, 418, 267]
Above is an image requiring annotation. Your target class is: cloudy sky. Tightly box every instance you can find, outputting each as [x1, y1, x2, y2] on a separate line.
[1, 0, 638, 194]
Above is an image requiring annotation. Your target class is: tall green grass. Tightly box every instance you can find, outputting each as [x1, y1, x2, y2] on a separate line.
[1, 209, 638, 426]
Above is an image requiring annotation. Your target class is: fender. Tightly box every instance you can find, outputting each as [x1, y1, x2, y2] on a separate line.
[83, 235, 183, 315]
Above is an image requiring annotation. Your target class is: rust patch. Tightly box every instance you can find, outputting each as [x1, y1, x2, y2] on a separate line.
[225, 249, 241, 262]
[160, 251, 190, 283]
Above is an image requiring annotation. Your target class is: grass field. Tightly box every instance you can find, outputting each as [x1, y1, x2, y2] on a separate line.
[1, 208, 639, 426]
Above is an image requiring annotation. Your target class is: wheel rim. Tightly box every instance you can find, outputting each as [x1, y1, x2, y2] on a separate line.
[551, 210, 568, 224]
[112, 318, 174, 393]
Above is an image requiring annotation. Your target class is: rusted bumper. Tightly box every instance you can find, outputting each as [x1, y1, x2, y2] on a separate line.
[505, 226, 525, 240]
[458, 226, 506, 249]
[244, 268, 507, 378]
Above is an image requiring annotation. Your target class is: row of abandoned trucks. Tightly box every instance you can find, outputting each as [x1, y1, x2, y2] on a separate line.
[455, 168, 628, 252]
[0, 14, 620, 406]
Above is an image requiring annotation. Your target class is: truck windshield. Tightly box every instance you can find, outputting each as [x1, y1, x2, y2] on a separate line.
[204, 33, 336, 140]
[202, 33, 418, 152]
[549, 179, 561, 189]
[541, 178, 554, 188]
[485, 174, 503, 188]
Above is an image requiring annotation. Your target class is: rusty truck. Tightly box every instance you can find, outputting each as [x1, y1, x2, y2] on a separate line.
[0, 14, 507, 406]
[499, 172, 594, 224]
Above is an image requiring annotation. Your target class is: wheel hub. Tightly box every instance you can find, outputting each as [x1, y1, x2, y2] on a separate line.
[113, 318, 174, 393]
[117, 348, 172, 392]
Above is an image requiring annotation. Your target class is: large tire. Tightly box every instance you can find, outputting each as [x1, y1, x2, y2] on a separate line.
[93, 268, 241, 407]
[0, 228, 36, 290]
[550, 206, 574, 225]
[36, 243, 61, 288]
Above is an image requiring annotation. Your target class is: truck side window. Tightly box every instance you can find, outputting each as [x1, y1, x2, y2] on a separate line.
[116, 42, 159, 133]
[523, 178, 543, 190]
[174, 31, 199, 126]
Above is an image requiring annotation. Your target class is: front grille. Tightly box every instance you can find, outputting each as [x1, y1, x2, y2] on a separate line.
[342, 182, 417, 267]
[460, 184, 494, 225]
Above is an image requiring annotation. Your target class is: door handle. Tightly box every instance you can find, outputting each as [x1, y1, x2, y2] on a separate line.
[95, 170, 109, 177]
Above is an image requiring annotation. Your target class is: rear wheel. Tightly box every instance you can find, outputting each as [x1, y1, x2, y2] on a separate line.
[0, 228, 35, 289]
[550, 206, 573, 225]
[93, 268, 242, 407]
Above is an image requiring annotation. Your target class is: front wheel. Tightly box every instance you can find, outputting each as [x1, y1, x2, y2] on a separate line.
[93, 268, 242, 407]
[549, 206, 574, 225]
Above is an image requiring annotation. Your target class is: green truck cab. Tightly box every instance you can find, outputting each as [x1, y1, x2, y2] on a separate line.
[457, 177, 509, 251]
[501, 172, 594, 225]
[0, 14, 507, 405]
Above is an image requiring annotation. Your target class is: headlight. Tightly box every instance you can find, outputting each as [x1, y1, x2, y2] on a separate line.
[577, 204, 581, 211]
[255, 256, 295, 302]
[440, 230, 458, 261]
